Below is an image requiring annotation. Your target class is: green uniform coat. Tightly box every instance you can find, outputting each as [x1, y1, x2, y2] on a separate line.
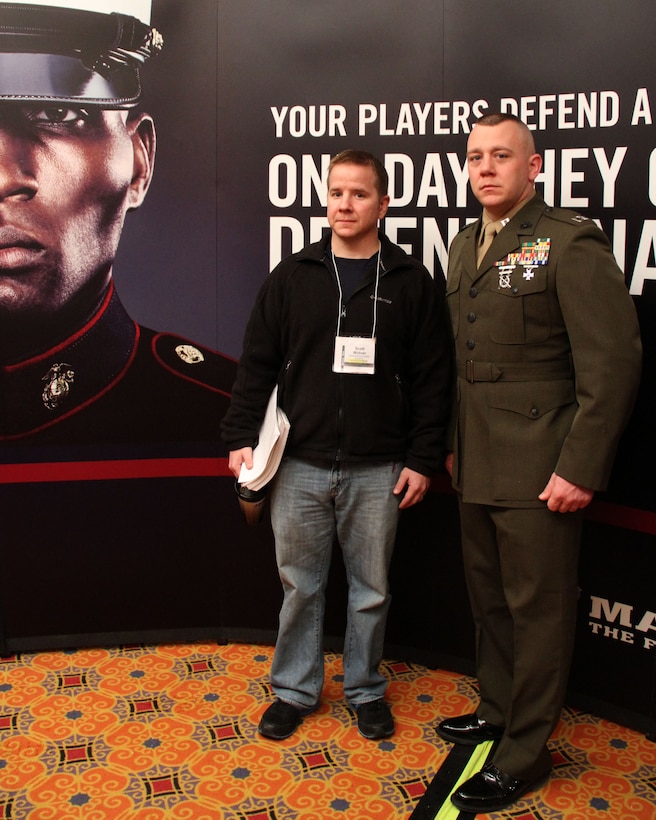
[446, 194, 642, 779]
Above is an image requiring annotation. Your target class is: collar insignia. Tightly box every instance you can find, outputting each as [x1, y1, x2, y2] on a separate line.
[42, 363, 75, 410]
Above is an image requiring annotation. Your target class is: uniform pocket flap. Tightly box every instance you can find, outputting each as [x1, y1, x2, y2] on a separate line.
[494, 272, 548, 297]
[489, 380, 575, 418]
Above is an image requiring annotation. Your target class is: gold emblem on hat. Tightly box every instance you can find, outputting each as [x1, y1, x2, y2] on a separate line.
[148, 28, 164, 55]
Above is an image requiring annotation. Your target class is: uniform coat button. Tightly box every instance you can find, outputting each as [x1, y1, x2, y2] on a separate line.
[530, 407, 540, 417]
[466, 339, 476, 350]
[469, 287, 478, 298]
[467, 312, 476, 323]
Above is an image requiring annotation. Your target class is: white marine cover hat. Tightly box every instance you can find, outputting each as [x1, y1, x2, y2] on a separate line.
[0, 0, 163, 108]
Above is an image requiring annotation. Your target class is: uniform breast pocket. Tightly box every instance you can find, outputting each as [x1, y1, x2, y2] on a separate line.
[490, 270, 551, 345]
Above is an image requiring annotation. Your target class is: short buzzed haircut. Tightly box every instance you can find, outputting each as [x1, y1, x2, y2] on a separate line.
[473, 112, 536, 153]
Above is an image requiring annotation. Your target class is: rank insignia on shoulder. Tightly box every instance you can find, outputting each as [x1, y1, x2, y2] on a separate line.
[571, 214, 589, 223]
[175, 344, 205, 364]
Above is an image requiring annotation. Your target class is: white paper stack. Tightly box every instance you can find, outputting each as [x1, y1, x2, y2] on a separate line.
[238, 386, 290, 491]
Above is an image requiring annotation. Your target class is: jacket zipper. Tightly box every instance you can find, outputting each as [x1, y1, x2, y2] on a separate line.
[323, 253, 394, 464]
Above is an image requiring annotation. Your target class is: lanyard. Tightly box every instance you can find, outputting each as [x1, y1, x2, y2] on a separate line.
[331, 245, 381, 340]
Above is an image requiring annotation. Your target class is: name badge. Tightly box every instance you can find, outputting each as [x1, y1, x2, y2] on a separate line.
[333, 336, 376, 375]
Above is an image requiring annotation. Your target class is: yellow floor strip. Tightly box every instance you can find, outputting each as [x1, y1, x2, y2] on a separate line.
[432, 740, 494, 820]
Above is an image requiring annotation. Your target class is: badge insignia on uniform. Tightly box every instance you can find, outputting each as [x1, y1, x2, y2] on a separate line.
[175, 344, 205, 364]
[497, 264, 514, 289]
[571, 214, 589, 223]
[497, 238, 551, 288]
[42, 363, 75, 410]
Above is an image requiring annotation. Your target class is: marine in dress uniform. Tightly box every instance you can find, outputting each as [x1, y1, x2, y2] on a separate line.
[438, 113, 642, 813]
[1, 282, 235, 445]
[0, 1, 239, 653]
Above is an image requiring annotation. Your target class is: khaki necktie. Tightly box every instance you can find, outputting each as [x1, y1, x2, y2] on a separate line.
[477, 220, 499, 268]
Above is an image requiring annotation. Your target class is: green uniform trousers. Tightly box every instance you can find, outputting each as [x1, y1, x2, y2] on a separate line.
[459, 499, 583, 780]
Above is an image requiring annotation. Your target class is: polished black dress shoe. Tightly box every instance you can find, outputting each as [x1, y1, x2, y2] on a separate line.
[451, 762, 550, 812]
[257, 698, 317, 740]
[355, 699, 395, 739]
[436, 712, 504, 745]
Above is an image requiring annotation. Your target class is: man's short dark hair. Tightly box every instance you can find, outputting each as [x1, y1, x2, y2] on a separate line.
[475, 112, 526, 128]
[328, 150, 389, 197]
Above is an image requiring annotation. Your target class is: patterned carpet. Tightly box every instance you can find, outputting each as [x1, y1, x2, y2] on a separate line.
[0, 642, 654, 818]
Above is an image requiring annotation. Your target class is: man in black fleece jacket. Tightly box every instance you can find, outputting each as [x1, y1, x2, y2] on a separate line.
[221, 150, 452, 741]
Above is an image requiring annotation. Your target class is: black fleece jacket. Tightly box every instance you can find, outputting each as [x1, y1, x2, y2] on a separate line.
[221, 231, 452, 476]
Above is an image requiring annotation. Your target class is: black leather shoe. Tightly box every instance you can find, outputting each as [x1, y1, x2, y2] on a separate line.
[437, 713, 504, 745]
[257, 699, 315, 740]
[356, 699, 395, 739]
[451, 762, 550, 812]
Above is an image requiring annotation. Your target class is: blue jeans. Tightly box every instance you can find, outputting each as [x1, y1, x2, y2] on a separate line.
[269, 457, 403, 709]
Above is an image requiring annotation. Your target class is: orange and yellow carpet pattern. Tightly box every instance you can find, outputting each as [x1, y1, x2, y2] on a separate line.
[0, 641, 654, 818]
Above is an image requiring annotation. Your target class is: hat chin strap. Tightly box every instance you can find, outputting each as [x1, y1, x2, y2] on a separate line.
[0, 5, 162, 69]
